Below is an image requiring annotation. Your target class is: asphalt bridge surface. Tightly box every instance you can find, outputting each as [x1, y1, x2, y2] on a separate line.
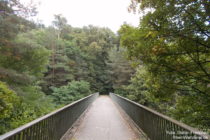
[70, 95, 140, 140]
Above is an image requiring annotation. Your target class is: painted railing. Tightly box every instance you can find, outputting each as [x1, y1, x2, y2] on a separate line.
[110, 93, 209, 140]
[0, 93, 99, 140]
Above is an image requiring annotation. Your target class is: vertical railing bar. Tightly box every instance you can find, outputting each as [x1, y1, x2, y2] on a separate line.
[52, 115, 56, 140]
[30, 125, 34, 140]
[160, 118, 163, 140]
[39, 121, 42, 140]
[44, 119, 47, 140]
[160, 116, 164, 140]
[47, 119, 50, 140]
[34, 123, 38, 140]
[46, 119, 49, 140]
[154, 113, 157, 139]
[166, 120, 170, 140]
[156, 116, 160, 140]
[15, 133, 19, 140]
[41, 120, 44, 140]
[168, 121, 171, 140]
[43, 119, 47, 140]
[26, 127, 30, 140]
[170, 121, 174, 139]
[48, 116, 52, 140]
[22, 129, 26, 140]
[38, 122, 42, 139]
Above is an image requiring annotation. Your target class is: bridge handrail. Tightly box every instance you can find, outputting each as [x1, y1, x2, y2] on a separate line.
[0, 93, 99, 140]
[110, 93, 209, 140]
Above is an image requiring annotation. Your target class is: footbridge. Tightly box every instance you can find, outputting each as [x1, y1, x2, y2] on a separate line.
[0, 93, 209, 140]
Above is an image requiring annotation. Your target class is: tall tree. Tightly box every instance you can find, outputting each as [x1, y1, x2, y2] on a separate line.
[0, 0, 54, 134]
[119, 0, 210, 129]
[108, 47, 134, 94]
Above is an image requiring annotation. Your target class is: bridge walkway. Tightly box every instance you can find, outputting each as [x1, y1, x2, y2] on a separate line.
[68, 96, 141, 140]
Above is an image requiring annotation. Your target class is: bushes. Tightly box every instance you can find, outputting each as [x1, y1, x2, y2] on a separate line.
[0, 82, 55, 134]
[50, 80, 91, 106]
[0, 82, 19, 133]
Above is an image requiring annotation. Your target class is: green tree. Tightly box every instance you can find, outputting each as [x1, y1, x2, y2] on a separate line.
[0, 1, 56, 133]
[108, 47, 134, 95]
[119, 0, 210, 130]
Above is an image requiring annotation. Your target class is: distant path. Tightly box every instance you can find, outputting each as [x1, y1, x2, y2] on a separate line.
[70, 96, 140, 140]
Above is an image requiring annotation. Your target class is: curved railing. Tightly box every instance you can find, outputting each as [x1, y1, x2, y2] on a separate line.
[110, 93, 209, 140]
[0, 93, 99, 140]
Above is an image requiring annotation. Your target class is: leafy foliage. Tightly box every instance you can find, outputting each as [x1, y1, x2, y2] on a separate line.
[108, 47, 134, 93]
[0, 0, 55, 134]
[0, 81, 19, 133]
[0, 82, 54, 134]
[38, 16, 118, 94]
[50, 81, 91, 105]
[119, 0, 210, 130]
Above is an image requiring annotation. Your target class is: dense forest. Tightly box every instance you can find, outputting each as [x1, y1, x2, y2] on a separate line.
[0, 0, 209, 135]
[117, 0, 210, 132]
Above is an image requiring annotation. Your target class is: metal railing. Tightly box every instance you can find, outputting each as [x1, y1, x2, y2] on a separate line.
[110, 93, 209, 140]
[0, 93, 99, 140]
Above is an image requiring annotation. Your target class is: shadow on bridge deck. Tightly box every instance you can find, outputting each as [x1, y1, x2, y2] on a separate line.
[66, 95, 142, 140]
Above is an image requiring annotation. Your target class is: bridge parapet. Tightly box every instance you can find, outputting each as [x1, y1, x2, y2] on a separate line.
[0, 93, 99, 140]
[110, 93, 209, 140]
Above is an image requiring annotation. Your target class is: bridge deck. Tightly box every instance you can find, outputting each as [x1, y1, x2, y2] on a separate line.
[69, 96, 140, 140]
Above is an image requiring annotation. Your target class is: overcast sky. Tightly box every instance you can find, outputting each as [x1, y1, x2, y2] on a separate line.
[21, 0, 140, 33]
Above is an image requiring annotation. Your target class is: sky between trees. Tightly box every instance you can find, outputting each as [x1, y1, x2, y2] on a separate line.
[20, 0, 140, 33]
